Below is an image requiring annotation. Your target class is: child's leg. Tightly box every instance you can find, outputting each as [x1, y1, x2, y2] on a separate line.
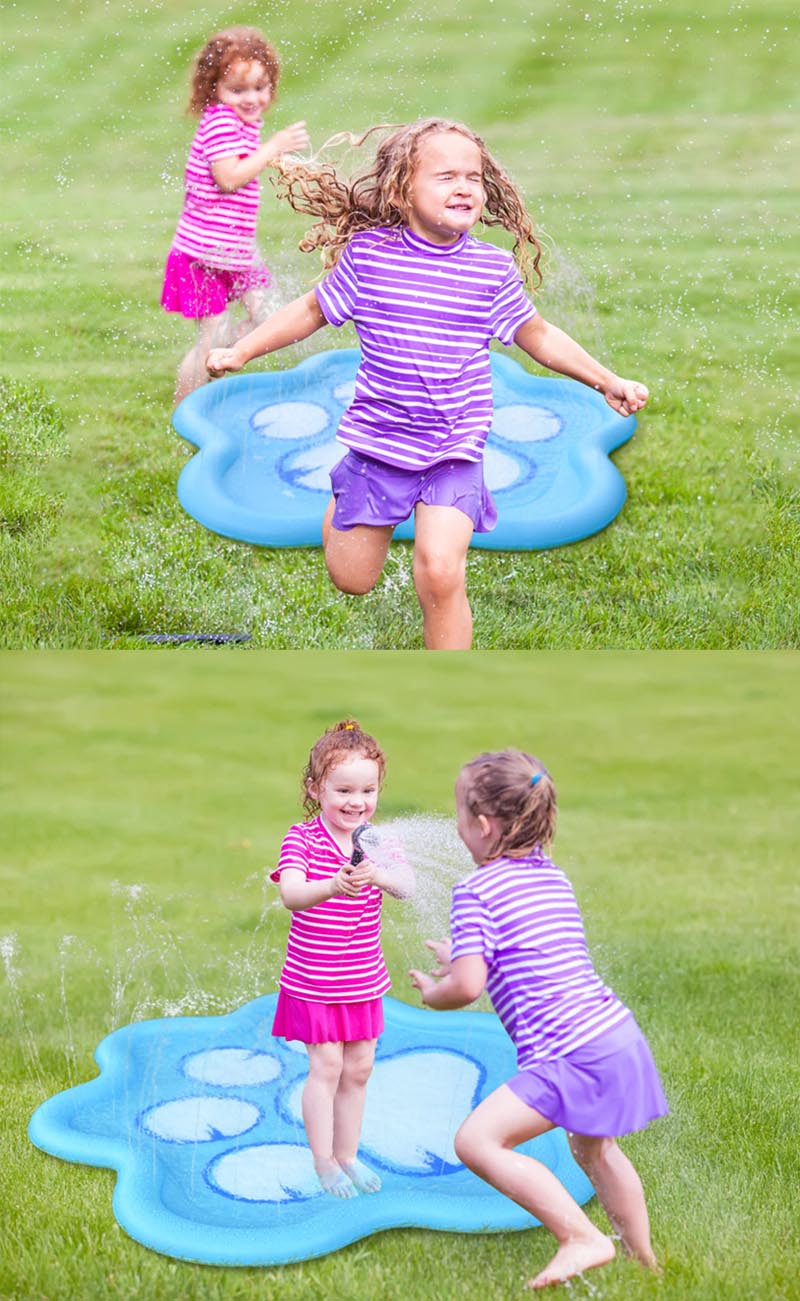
[412, 504, 475, 650]
[568, 1133, 659, 1269]
[332, 1038, 381, 1193]
[322, 499, 395, 595]
[302, 1041, 356, 1197]
[174, 312, 231, 406]
[455, 1084, 615, 1289]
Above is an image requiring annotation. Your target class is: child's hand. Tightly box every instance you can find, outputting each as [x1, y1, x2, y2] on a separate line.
[603, 377, 649, 417]
[266, 121, 310, 160]
[206, 347, 243, 378]
[331, 865, 365, 897]
[409, 968, 437, 1004]
[346, 857, 378, 890]
[425, 937, 452, 977]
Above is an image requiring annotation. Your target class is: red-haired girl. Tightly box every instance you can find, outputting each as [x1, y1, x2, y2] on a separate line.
[270, 720, 413, 1197]
[161, 27, 309, 402]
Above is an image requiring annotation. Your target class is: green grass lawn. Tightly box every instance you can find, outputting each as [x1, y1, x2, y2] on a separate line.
[1, 0, 797, 648]
[2, 650, 798, 1298]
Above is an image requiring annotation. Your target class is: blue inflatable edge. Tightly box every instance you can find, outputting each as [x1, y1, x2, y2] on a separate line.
[28, 995, 595, 1267]
[172, 350, 635, 552]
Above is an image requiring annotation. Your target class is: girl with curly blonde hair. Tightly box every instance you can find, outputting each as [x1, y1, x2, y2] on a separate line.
[207, 119, 648, 649]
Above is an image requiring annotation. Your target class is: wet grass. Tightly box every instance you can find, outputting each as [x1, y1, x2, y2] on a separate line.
[1, 0, 797, 648]
[2, 651, 799, 1299]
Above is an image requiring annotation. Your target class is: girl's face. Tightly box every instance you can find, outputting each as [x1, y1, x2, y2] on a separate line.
[405, 131, 485, 246]
[309, 754, 381, 843]
[216, 59, 273, 124]
[455, 772, 493, 865]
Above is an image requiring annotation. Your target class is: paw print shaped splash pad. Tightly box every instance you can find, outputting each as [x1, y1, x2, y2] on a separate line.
[29, 994, 593, 1266]
[172, 350, 636, 551]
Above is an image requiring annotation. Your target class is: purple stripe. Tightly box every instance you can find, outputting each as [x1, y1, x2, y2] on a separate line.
[315, 226, 535, 469]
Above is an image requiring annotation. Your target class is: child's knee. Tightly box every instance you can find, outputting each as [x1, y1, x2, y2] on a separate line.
[453, 1118, 483, 1171]
[413, 550, 466, 604]
[569, 1133, 616, 1173]
[323, 540, 382, 595]
[325, 561, 379, 596]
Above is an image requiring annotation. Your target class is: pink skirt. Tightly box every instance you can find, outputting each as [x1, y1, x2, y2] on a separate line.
[161, 247, 271, 319]
[506, 1015, 668, 1137]
[271, 989, 384, 1044]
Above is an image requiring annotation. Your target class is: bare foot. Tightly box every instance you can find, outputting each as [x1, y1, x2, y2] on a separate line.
[337, 1157, 382, 1193]
[526, 1234, 615, 1289]
[314, 1157, 357, 1199]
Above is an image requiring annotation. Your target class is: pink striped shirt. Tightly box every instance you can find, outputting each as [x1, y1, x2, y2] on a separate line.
[172, 104, 261, 271]
[450, 851, 629, 1068]
[270, 816, 390, 1002]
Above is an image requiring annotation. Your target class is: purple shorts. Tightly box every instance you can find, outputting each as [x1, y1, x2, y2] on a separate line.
[330, 450, 498, 533]
[271, 989, 384, 1044]
[160, 247, 271, 319]
[506, 1015, 669, 1137]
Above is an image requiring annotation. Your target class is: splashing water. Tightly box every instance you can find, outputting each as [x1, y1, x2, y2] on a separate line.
[2, 933, 47, 1094]
[366, 815, 483, 998]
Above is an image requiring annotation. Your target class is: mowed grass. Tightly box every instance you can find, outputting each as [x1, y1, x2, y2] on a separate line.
[1, 0, 797, 648]
[2, 650, 799, 1298]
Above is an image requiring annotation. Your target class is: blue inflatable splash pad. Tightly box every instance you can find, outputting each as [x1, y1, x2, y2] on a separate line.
[172, 349, 635, 551]
[29, 994, 593, 1266]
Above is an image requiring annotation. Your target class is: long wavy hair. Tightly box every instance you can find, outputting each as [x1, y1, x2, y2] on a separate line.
[274, 118, 543, 288]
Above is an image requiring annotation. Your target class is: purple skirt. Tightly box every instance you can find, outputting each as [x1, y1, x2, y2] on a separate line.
[506, 1015, 668, 1137]
[330, 450, 498, 533]
[271, 989, 384, 1044]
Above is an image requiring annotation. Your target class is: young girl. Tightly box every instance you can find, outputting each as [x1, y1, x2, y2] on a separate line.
[409, 750, 667, 1290]
[161, 27, 309, 404]
[206, 118, 649, 650]
[270, 719, 414, 1197]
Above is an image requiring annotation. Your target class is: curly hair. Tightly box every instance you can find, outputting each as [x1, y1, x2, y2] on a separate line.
[187, 27, 281, 115]
[302, 719, 387, 817]
[460, 749, 556, 860]
[273, 118, 543, 288]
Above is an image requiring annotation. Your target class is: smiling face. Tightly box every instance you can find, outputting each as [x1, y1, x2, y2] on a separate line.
[308, 753, 381, 848]
[215, 59, 273, 123]
[405, 130, 486, 245]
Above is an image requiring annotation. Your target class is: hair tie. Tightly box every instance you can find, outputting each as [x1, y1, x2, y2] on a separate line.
[343, 723, 355, 730]
[530, 773, 542, 786]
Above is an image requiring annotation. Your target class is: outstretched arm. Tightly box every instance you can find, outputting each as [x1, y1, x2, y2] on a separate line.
[409, 952, 487, 1010]
[210, 121, 310, 192]
[513, 314, 648, 417]
[276, 865, 363, 911]
[207, 290, 327, 377]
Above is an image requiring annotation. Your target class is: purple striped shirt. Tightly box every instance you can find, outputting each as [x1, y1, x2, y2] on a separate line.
[315, 226, 536, 469]
[450, 852, 629, 1068]
[172, 104, 261, 271]
[270, 816, 390, 1002]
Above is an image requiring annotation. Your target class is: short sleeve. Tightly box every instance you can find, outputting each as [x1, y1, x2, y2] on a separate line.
[202, 106, 249, 162]
[449, 882, 495, 963]
[269, 827, 310, 884]
[315, 241, 360, 328]
[487, 257, 536, 345]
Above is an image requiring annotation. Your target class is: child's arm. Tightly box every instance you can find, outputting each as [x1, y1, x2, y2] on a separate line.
[277, 865, 363, 912]
[211, 121, 310, 192]
[207, 290, 327, 376]
[513, 315, 649, 417]
[409, 953, 487, 1010]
